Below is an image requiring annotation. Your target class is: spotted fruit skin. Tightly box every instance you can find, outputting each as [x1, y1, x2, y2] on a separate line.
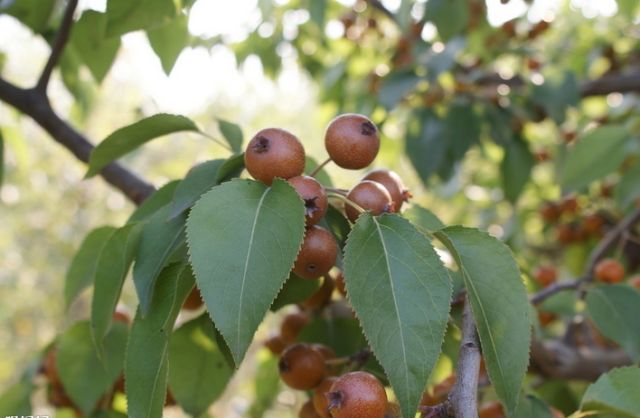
[279, 343, 326, 390]
[244, 128, 305, 185]
[325, 114, 380, 169]
[313, 377, 338, 418]
[328, 371, 388, 418]
[293, 226, 338, 279]
[362, 169, 410, 212]
[594, 258, 625, 283]
[345, 180, 394, 223]
[288, 175, 328, 225]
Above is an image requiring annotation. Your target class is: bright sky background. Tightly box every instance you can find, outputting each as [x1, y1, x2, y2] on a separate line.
[0, 0, 621, 116]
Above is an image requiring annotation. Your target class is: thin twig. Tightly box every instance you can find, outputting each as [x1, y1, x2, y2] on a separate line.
[309, 157, 332, 178]
[36, 0, 79, 93]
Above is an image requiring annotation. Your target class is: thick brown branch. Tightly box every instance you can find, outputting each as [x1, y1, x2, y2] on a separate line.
[0, 78, 155, 204]
[36, 0, 78, 93]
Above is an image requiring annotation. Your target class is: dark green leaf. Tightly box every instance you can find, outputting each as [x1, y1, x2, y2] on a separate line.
[344, 213, 452, 418]
[436, 226, 530, 415]
[91, 223, 142, 355]
[168, 315, 234, 416]
[106, 0, 178, 37]
[65, 226, 117, 309]
[2, 0, 55, 32]
[133, 205, 187, 314]
[0, 130, 4, 187]
[444, 101, 480, 161]
[71, 11, 120, 83]
[318, 204, 350, 250]
[404, 205, 445, 233]
[298, 316, 368, 357]
[562, 125, 630, 191]
[271, 273, 321, 311]
[126, 263, 194, 418]
[531, 72, 579, 124]
[0, 380, 34, 416]
[217, 119, 244, 153]
[419, 37, 466, 78]
[169, 160, 225, 219]
[128, 180, 180, 223]
[581, 366, 640, 417]
[513, 395, 554, 418]
[501, 137, 534, 203]
[215, 153, 245, 183]
[57, 321, 128, 416]
[615, 162, 640, 210]
[86, 114, 199, 177]
[406, 110, 446, 183]
[424, 0, 469, 41]
[308, 0, 327, 28]
[247, 355, 280, 418]
[378, 71, 421, 110]
[586, 285, 640, 362]
[147, 14, 189, 75]
[186, 179, 306, 363]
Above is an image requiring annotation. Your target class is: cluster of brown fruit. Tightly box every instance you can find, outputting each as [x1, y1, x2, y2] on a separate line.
[243, 113, 410, 281]
[538, 196, 608, 245]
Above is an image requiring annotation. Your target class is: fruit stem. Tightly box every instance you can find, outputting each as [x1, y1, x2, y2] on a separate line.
[200, 132, 234, 152]
[327, 192, 365, 214]
[309, 157, 332, 177]
[325, 187, 348, 195]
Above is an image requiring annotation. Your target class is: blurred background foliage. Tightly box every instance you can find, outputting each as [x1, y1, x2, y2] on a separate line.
[0, 0, 639, 416]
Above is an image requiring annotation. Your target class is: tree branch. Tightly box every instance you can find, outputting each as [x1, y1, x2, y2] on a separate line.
[0, 78, 155, 204]
[530, 205, 640, 305]
[36, 0, 78, 93]
[367, 0, 397, 22]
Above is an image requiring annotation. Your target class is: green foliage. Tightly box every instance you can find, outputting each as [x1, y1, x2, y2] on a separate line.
[404, 204, 445, 233]
[424, 0, 469, 41]
[186, 179, 306, 363]
[501, 136, 534, 203]
[271, 273, 320, 311]
[1, 0, 55, 32]
[0, 380, 33, 416]
[70, 11, 120, 83]
[581, 367, 640, 417]
[615, 162, 640, 211]
[344, 213, 451, 418]
[105, 0, 179, 37]
[147, 14, 189, 75]
[86, 114, 200, 177]
[169, 159, 225, 219]
[217, 119, 244, 153]
[586, 285, 640, 362]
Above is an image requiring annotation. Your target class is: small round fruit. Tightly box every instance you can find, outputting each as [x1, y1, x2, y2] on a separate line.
[594, 258, 625, 283]
[560, 196, 579, 214]
[279, 343, 326, 390]
[281, 311, 310, 342]
[300, 400, 322, 418]
[288, 175, 328, 225]
[534, 265, 557, 288]
[325, 114, 380, 169]
[384, 402, 401, 418]
[311, 343, 336, 361]
[264, 334, 287, 356]
[328, 371, 388, 418]
[629, 275, 640, 289]
[582, 213, 604, 235]
[313, 377, 338, 418]
[362, 169, 411, 212]
[182, 286, 204, 310]
[345, 180, 394, 223]
[293, 226, 338, 280]
[540, 202, 561, 223]
[112, 309, 131, 324]
[245, 128, 305, 185]
[538, 311, 556, 327]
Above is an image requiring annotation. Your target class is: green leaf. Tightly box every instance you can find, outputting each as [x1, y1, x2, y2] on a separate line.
[247, 354, 280, 418]
[271, 273, 321, 311]
[344, 213, 452, 418]
[106, 0, 179, 37]
[444, 102, 480, 161]
[0, 380, 34, 416]
[406, 110, 446, 183]
[91, 223, 142, 355]
[126, 263, 194, 418]
[215, 153, 245, 183]
[168, 315, 234, 416]
[71, 11, 120, 83]
[128, 180, 180, 223]
[501, 136, 534, 203]
[133, 205, 187, 314]
[57, 321, 128, 416]
[147, 14, 189, 75]
[86, 114, 199, 177]
[513, 395, 554, 418]
[531, 72, 579, 124]
[424, 0, 469, 41]
[217, 119, 244, 153]
[169, 160, 225, 219]
[436, 226, 530, 415]
[562, 125, 630, 191]
[0, 129, 4, 187]
[298, 316, 368, 357]
[308, 0, 327, 28]
[586, 285, 640, 362]
[378, 71, 421, 110]
[65, 226, 117, 309]
[186, 179, 306, 363]
[1, 0, 55, 32]
[615, 162, 640, 210]
[318, 204, 350, 250]
[404, 205, 445, 233]
[581, 366, 640, 417]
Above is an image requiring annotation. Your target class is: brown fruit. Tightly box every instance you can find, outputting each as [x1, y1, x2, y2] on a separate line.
[328, 371, 388, 418]
[582, 214, 604, 235]
[540, 202, 561, 223]
[629, 275, 640, 289]
[300, 276, 335, 310]
[281, 311, 310, 342]
[293, 226, 338, 280]
[556, 224, 575, 244]
[362, 169, 411, 212]
[345, 180, 394, 223]
[534, 265, 557, 288]
[538, 311, 556, 327]
[300, 400, 322, 418]
[288, 176, 328, 225]
[279, 343, 327, 390]
[325, 114, 380, 169]
[311, 343, 336, 361]
[313, 377, 338, 418]
[42, 349, 61, 387]
[594, 258, 625, 283]
[560, 196, 579, 215]
[112, 310, 131, 324]
[479, 402, 506, 418]
[420, 374, 456, 406]
[182, 286, 204, 310]
[551, 407, 565, 418]
[48, 383, 74, 408]
[245, 128, 305, 185]
[264, 334, 288, 356]
[384, 402, 401, 418]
